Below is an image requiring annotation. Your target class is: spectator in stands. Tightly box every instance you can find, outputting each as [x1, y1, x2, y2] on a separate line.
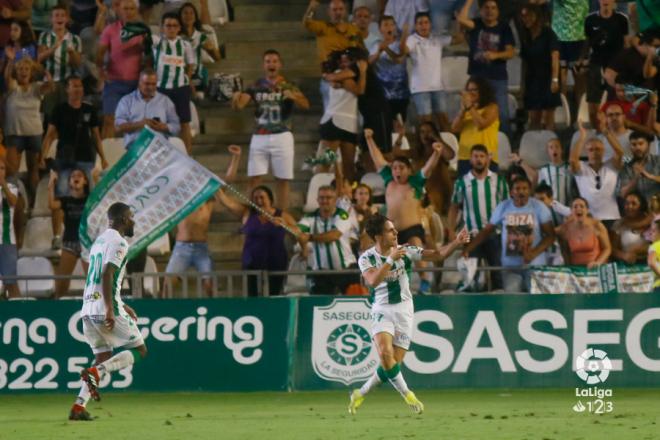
[4, 57, 52, 204]
[41, 75, 107, 249]
[382, 0, 429, 33]
[557, 197, 611, 267]
[569, 122, 623, 227]
[0, 0, 29, 49]
[647, 218, 660, 293]
[584, 0, 630, 127]
[401, 12, 454, 131]
[48, 169, 90, 298]
[364, 127, 446, 294]
[32, 0, 59, 37]
[602, 80, 657, 135]
[527, 138, 572, 207]
[303, 0, 363, 109]
[519, 3, 560, 130]
[465, 176, 555, 293]
[618, 131, 660, 201]
[605, 28, 660, 90]
[352, 183, 378, 252]
[297, 184, 359, 295]
[610, 190, 652, 264]
[319, 50, 366, 183]
[457, 0, 515, 135]
[94, 0, 122, 35]
[161, 145, 241, 298]
[598, 103, 633, 160]
[97, 0, 145, 139]
[37, 5, 83, 120]
[0, 158, 19, 298]
[408, 121, 455, 214]
[114, 68, 181, 147]
[180, 1, 221, 97]
[353, 5, 379, 52]
[369, 15, 409, 125]
[534, 182, 570, 266]
[451, 76, 499, 177]
[551, 0, 588, 103]
[428, 0, 465, 36]
[152, 12, 195, 154]
[0, 20, 38, 75]
[449, 144, 508, 290]
[232, 49, 310, 210]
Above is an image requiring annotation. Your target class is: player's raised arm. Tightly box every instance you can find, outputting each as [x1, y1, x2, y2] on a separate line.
[364, 128, 388, 170]
[422, 228, 470, 262]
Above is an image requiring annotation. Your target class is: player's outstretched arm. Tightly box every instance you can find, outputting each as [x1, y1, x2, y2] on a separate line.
[364, 128, 388, 170]
[422, 228, 469, 262]
[102, 263, 118, 331]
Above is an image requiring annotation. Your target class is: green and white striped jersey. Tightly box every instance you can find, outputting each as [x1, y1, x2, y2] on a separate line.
[153, 35, 196, 89]
[358, 245, 423, 305]
[81, 229, 129, 319]
[37, 31, 82, 81]
[451, 170, 509, 234]
[184, 29, 208, 81]
[0, 183, 18, 245]
[538, 163, 571, 206]
[298, 208, 356, 270]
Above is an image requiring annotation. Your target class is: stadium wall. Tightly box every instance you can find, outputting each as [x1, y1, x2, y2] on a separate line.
[0, 295, 659, 393]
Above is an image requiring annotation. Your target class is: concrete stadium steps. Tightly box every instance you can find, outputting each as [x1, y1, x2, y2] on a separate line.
[233, 2, 310, 22]
[217, 21, 313, 43]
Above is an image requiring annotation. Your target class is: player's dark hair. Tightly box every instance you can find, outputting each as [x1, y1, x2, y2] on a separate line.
[378, 14, 395, 26]
[108, 202, 131, 222]
[510, 175, 531, 188]
[51, 3, 68, 14]
[161, 11, 181, 25]
[263, 49, 281, 59]
[392, 156, 412, 169]
[534, 182, 553, 198]
[365, 214, 389, 240]
[470, 144, 489, 155]
[629, 130, 654, 144]
[414, 12, 431, 24]
[65, 74, 82, 87]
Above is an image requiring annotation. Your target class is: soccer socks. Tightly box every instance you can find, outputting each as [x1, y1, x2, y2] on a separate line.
[97, 350, 136, 375]
[359, 366, 388, 396]
[74, 382, 91, 407]
[385, 363, 411, 397]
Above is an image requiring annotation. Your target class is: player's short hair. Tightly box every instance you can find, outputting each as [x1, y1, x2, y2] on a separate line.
[161, 11, 181, 25]
[263, 49, 281, 59]
[65, 74, 82, 87]
[318, 185, 336, 194]
[108, 202, 131, 222]
[470, 144, 489, 155]
[630, 130, 654, 144]
[378, 14, 395, 26]
[392, 156, 412, 169]
[51, 3, 68, 14]
[511, 175, 531, 188]
[139, 67, 157, 78]
[365, 214, 389, 240]
[534, 182, 553, 198]
[414, 11, 431, 24]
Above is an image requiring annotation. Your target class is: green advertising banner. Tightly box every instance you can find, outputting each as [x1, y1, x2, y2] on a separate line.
[293, 295, 660, 390]
[0, 298, 292, 393]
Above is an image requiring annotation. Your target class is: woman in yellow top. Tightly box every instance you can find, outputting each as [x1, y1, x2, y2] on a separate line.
[647, 218, 660, 293]
[450, 76, 500, 177]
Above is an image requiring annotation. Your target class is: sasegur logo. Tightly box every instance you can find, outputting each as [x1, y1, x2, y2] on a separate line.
[326, 324, 371, 366]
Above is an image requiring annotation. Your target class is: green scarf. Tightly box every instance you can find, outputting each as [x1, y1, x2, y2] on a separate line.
[121, 21, 153, 58]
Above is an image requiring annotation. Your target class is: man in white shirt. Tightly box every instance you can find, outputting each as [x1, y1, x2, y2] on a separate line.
[570, 122, 624, 228]
[597, 104, 632, 161]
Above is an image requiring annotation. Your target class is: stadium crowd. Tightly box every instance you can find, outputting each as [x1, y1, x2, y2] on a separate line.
[2, 0, 660, 298]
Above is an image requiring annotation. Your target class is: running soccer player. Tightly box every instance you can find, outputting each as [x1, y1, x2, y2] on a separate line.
[349, 214, 468, 415]
[231, 49, 310, 210]
[69, 202, 147, 421]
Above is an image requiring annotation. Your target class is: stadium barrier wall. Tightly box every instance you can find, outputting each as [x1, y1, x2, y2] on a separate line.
[1, 294, 659, 393]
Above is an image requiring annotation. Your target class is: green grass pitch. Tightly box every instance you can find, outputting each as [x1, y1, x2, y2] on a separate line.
[1, 389, 658, 440]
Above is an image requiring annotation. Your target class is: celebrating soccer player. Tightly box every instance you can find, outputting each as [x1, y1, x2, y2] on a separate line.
[69, 202, 148, 421]
[350, 214, 468, 415]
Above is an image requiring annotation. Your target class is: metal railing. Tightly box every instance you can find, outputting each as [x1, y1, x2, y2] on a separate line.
[0, 265, 512, 299]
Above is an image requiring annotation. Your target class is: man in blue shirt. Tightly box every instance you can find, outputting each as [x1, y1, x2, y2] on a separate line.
[114, 68, 181, 148]
[464, 176, 555, 292]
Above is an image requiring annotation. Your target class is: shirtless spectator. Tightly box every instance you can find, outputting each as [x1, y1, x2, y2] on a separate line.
[303, 0, 363, 108]
[364, 127, 446, 294]
[96, 0, 145, 139]
[232, 50, 309, 210]
[160, 145, 241, 298]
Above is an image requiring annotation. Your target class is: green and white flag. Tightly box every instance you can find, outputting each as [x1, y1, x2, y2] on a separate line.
[79, 129, 222, 261]
[530, 263, 654, 294]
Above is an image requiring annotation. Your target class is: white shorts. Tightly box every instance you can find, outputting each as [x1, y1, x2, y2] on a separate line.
[371, 300, 414, 350]
[248, 132, 294, 179]
[82, 315, 145, 355]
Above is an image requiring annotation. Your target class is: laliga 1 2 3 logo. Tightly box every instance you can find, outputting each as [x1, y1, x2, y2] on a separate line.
[311, 298, 379, 385]
[573, 348, 615, 414]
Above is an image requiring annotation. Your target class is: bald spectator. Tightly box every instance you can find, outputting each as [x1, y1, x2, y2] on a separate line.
[303, 0, 364, 108]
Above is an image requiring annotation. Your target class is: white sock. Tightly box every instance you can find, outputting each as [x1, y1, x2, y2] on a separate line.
[359, 372, 382, 396]
[97, 350, 134, 374]
[389, 372, 411, 397]
[74, 382, 91, 407]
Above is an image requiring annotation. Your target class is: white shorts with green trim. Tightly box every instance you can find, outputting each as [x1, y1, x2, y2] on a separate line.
[82, 314, 145, 355]
[371, 300, 414, 350]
